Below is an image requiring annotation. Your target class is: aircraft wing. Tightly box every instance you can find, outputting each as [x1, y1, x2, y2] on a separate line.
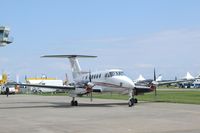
[134, 85, 154, 94]
[155, 78, 197, 86]
[9, 83, 75, 90]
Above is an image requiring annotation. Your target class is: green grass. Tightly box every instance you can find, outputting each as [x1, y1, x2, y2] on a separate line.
[87, 90, 200, 104]
[28, 89, 200, 105]
[137, 90, 200, 104]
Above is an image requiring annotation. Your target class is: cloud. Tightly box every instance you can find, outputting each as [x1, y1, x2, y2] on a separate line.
[5, 28, 200, 80]
[0, 57, 9, 64]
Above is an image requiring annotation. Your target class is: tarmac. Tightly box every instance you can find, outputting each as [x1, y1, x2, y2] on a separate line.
[0, 95, 200, 133]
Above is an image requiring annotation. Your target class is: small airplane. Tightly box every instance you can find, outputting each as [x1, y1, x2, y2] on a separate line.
[11, 55, 200, 107]
[134, 74, 162, 86]
[13, 55, 157, 107]
[0, 26, 13, 47]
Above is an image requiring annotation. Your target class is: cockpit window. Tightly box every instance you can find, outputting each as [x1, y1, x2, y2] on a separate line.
[105, 71, 124, 78]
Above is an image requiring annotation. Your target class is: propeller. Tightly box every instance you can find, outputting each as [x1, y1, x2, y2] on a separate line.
[88, 70, 93, 102]
[153, 68, 157, 96]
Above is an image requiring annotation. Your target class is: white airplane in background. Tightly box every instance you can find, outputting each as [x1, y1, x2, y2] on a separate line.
[182, 72, 194, 80]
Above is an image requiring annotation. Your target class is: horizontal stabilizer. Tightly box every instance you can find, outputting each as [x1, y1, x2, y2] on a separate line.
[41, 55, 97, 58]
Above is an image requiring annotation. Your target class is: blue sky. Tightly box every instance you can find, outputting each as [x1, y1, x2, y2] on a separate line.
[1, 0, 200, 81]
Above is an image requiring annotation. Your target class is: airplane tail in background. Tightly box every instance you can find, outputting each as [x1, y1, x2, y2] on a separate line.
[156, 74, 162, 82]
[41, 55, 97, 80]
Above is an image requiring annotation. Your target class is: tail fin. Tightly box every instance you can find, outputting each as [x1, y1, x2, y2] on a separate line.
[41, 55, 97, 79]
[156, 74, 162, 81]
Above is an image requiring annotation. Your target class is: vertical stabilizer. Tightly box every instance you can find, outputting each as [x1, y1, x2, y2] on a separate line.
[68, 57, 82, 79]
[41, 55, 97, 80]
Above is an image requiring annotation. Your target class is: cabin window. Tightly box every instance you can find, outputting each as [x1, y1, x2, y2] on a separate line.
[105, 73, 108, 78]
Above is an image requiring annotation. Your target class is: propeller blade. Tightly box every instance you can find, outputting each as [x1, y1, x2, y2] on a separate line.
[89, 70, 93, 102]
[89, 70, 92, 82]
[154, 68, 157, 96]
[90, 91, 93, 102]
[154, 68, 156, 81]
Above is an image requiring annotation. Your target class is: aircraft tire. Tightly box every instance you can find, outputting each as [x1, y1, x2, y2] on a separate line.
[71, 100, 78, 106]
[71, 101, 74, 106]
[74, 101, 78, 106]
[128, 98, 134, 107]
[134, 98, 138, 103]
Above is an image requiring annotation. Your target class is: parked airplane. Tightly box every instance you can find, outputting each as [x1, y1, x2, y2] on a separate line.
[134, 73, 162, 86]
[11, 55, 199, 107]
[134, 69, 200, 96]
[13, 55, 156, 107]
[182, 72, 194, 80]
[25, 75, 64, 93]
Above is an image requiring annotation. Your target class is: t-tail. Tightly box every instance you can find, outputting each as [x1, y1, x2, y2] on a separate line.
[41, 55, 97, 80]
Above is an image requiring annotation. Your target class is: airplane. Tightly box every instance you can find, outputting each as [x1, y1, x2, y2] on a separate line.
[25, 75, 64, 93]
[11, 55, 200, 107]
[0, 26, 13, 47]
[134, 74, 162, 86]
[182, 72, 194, 80]
[13, 55, 157, 107]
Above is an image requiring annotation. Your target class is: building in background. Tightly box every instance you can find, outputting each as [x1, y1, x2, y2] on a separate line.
[0, 26, 13, 46]
[25, 75, 64, 93]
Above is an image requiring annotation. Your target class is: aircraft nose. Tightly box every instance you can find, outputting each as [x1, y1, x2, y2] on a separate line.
[125, 78, 135, 88]
[116, 76, 135, 88]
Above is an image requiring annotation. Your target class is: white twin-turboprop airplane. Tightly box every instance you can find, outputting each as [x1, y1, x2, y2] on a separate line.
[14, 55, 199, 107]
[16, 55, 156, 107]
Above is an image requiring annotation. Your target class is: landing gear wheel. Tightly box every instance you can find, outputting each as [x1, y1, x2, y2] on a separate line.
[71, 100, 78, 106]
[74, 101, 78, 106]
[134, 98, 138, 103]
[71, 100, 74, 106]
[128, 98, 134, 107]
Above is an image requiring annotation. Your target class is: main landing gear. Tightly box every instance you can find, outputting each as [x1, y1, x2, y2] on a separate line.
[71, 97, 78, 106]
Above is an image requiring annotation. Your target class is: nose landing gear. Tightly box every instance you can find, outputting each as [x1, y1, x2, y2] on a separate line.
[128, 89, 138, 107]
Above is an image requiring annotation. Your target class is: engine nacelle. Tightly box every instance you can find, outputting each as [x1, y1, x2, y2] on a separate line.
[86, 82, 95, 89]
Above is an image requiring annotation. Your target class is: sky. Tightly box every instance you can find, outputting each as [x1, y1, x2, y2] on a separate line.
[1, 0, 200, 81]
